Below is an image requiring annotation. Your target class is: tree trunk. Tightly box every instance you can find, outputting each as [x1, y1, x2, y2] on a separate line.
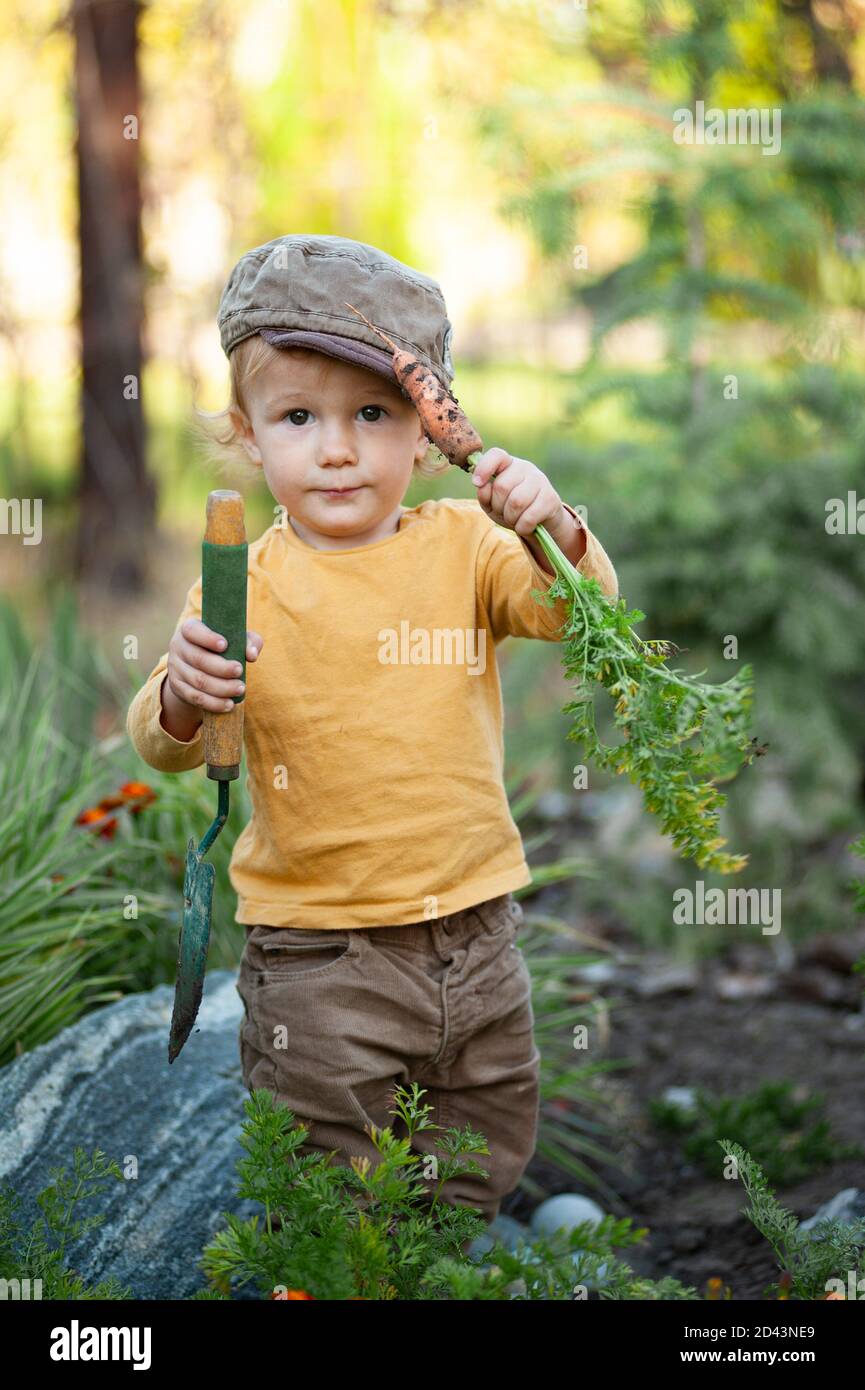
[73, 0, 154, 593]
[800, 0, 852, 85]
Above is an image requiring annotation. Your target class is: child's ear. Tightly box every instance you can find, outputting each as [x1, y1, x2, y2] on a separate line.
[414, 428, 430, 463]
[230, 407, 263, 465]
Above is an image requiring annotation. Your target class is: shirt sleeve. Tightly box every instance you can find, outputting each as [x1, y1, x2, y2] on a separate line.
[125, 574, 207, 773]
[476, 501, 619, 644]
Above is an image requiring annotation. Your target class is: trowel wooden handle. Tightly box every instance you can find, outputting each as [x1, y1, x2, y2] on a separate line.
[201, 490, 248, 780]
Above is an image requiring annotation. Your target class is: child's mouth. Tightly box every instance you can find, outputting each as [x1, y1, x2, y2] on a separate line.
[317, 486, 363, 499]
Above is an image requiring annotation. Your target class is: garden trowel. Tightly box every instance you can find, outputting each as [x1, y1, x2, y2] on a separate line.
[168, 489, 248, 1063]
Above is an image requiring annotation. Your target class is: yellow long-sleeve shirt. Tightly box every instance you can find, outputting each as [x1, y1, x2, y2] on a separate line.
[126, 496, 618, 928]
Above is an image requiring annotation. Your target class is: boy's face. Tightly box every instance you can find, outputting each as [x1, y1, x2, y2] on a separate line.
[231, 347, 429, 549]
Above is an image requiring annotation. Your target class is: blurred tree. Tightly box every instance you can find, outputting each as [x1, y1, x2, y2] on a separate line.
[73, 0, 154, 593]
[461, 0, 865, 905]
[781, 0, 854, 85]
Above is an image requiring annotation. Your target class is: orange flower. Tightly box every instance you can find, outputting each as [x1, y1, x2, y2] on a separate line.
[76, 781, 156, 833]
[120, 780, 155, 802]
[75, 807, 118, 839]
[120, 780, 156, 815]
[271, 1289, 315, 1300]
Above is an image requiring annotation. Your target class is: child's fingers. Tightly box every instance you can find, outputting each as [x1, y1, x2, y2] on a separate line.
[174, 684, 237, 714]
[168, 618, 254, 715]
[181, 650, 246, 695]
[477, 462, 535, 521]
[175, 630, 243, 681]
[511, 489, 555, 536]
[172, 621, 260, 707]
[501, 480, 543, 531]
[473, 452, 509, 509]
[169, 658, 244, 712]
[471, 447, 511, 489]
[182, 617, 229, 652]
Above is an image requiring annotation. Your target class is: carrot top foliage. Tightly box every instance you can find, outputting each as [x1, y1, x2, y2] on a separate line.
[530, 520, 758, 875]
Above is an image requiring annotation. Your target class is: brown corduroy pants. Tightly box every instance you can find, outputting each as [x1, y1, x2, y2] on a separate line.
[235, 891, 541, 1225]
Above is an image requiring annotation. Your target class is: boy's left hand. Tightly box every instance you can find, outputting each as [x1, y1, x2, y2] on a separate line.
[471, 448, 586, 567]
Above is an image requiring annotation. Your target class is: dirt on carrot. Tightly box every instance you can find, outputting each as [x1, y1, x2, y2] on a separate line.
[344, 301, 482, 469]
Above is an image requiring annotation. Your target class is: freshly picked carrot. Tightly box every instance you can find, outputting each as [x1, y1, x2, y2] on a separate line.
[345, 303, 482, 467]
[345, 303, 761, 874]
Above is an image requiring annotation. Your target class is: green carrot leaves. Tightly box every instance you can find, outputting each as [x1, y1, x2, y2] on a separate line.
[532, 523, 758, 875]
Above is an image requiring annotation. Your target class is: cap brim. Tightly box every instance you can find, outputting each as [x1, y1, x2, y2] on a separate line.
[258, 328, 402, 388]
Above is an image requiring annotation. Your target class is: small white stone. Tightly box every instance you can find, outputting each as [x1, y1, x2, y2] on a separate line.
[530, 1192, 605, 1238]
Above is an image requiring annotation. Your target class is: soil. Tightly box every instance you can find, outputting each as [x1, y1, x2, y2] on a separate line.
[502, 914, 865, 1300]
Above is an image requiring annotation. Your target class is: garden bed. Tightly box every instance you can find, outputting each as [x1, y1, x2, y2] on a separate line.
[505, 913, 865, 1299]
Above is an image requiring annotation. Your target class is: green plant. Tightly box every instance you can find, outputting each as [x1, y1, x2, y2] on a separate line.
[0, 653, 177, 1063]
[197, 1082, 493, 1300]
[430, 1212, 700, 1300]
[197, 1081, 698, 1300]
[651, 1081, 862, 1187]
[0, 1148, 131, 1300]
[531, 523, 758, 875]
[719, 1139, 865, 1300]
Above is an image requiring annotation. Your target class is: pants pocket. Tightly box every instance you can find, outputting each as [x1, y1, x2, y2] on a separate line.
[253, 927, 355, 977]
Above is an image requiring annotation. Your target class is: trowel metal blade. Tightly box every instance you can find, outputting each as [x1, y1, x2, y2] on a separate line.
[168, 837, 216, 1063]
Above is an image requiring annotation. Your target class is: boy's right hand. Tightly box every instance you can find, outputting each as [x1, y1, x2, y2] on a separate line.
[165, 620, 264, 716]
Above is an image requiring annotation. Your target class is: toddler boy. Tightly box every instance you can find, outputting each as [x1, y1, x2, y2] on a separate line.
[127, 234, 618, 1225]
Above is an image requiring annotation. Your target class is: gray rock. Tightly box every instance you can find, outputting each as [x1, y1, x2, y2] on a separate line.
[571, 961, 618, 987]
[661, 1086, 698, 1113]
[0, 970, 263, 1301]
[635, 962, 699, 998]
[466, 1212, 530, 1260]
[799, 1188, 865, 1235]
[528, 1194, 611, 1288]
[530, 1192, 605, 1238]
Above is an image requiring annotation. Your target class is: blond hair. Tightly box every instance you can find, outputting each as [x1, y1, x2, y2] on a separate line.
[191, 334, 451, 482]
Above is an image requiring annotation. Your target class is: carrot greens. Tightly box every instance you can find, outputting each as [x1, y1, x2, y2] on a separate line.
[528, 518, 758, 875]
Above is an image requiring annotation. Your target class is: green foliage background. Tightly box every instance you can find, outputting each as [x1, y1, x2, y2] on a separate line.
[2, 0, 864, 1124]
